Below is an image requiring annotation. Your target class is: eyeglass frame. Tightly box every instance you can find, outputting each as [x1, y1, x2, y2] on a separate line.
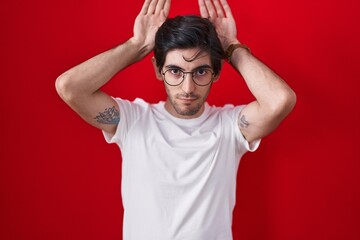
[161, 68, 216, 87]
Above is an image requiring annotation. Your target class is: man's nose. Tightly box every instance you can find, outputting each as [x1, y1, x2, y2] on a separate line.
[181, 73, 195, 93]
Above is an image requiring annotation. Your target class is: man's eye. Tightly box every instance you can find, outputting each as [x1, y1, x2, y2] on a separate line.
[170, 69, 181, 75]
[196, 69, 208, 76]
[169, 69, 184, 78]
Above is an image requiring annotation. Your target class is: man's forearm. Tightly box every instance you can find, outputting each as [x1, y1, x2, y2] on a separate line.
[56, 38, 150, 101]
[232, 47, 296, 114]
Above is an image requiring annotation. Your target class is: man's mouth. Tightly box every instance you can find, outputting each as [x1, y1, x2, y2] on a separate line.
[179, 97, 195, 102]
[178, 96, 197, 103]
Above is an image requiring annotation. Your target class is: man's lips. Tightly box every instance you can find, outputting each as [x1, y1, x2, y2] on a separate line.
[178, 97, 197, 102]
[176, 93, 199, 105]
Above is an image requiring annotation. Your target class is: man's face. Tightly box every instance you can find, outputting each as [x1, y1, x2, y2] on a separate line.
[155, 48, 216, 119]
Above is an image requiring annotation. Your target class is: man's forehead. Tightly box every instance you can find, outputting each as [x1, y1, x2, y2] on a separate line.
[165, 48, 211, 65]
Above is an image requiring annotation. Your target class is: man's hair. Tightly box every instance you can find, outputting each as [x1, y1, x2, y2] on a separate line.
[154, 15, 225, 76]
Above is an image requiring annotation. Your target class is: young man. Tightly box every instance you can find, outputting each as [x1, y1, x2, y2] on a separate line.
[56, 0, 296, 239]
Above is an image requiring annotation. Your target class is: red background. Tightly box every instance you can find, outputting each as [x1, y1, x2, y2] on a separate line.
[1, 0, 359, 239]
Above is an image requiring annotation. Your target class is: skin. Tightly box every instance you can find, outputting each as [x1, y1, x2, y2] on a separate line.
[198, 0, 296, 142]
[152, 49, 217, 119]
[55, 0, 170, 135]
[56, 0, 296, 143]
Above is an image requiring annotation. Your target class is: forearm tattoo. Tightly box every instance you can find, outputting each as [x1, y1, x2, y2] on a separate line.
[94, 106, 120, 125]
[238, 114, 250, 129]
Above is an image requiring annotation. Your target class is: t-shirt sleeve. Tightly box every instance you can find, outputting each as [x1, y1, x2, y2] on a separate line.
[102, 98, 148, 148]
[225, 104, 261, 153]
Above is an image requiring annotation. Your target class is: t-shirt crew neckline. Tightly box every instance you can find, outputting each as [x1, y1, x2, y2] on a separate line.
[158, 101, 210, 126]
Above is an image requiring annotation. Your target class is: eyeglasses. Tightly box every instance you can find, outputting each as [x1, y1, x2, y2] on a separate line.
[161, 68, 215, 86]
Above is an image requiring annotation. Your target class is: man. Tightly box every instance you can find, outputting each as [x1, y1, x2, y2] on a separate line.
[56, 0, 296, 239]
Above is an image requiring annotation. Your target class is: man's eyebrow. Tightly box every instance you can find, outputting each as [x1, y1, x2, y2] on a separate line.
[193, 64, 212, 70]
[164, 64, 212, 70]
[164, 64, 183, 70]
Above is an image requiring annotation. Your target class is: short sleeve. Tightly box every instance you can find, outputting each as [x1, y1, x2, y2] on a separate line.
[102, 98, 149, 148]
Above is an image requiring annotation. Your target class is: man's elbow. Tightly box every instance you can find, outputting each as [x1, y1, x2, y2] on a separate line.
[286, 88, 297, 112]
[276, 88, 297, 117]
[265, 88, 296, 119]
[55, 73, 78, 104]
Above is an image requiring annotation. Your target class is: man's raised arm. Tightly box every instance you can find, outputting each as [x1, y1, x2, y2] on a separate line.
[199, 0, 296, 142]
[55, 0, 170, 135]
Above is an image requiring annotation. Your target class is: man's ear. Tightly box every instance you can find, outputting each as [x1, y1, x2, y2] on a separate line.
[151, 57, 163, 80]
[213, 72, 221, 82]
[212, 60, 224, 83]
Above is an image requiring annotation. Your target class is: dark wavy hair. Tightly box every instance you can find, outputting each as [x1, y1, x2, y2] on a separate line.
[154, 15, 225, 76]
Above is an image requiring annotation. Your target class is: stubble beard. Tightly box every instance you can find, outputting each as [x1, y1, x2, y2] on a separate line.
[171, 95, 203, 116]
[165, 85, 211, 118]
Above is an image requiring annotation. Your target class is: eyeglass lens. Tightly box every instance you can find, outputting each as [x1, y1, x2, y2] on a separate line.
[163, 69, 214, 86]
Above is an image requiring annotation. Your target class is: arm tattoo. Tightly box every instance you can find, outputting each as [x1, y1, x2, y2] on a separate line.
[238, 114, 250, 129]
[94, 106, 120, 125]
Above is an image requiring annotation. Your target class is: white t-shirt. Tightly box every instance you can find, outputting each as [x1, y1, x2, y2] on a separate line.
[103, 98, 260, 240]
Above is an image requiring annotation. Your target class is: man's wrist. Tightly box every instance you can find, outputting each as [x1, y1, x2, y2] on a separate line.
[225, 43, 251, 63]
[127, 38, 153, 61]
[223, 40, 241, 52]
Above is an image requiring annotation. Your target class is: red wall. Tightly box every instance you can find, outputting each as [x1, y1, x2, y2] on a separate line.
[1, 0, 359, 239]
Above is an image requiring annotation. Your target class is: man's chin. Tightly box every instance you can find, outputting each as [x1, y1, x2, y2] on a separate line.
[176, 110, 198, 117]
[165, 98, 204, 119]
[174, 105, 202, 118]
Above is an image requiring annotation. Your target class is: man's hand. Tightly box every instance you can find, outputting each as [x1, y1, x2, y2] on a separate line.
[199, 0, 296, 143]
[56, 0, 171, 136]
[132, 0, 171, 53]
[198, 0, 238, 50]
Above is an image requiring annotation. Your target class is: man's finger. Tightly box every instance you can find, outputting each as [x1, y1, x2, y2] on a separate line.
[140, 0, 152, 14]
[155, 0, 164, 14]
[163, 0, 171, 16]
[198, 0, 209, 18]
[147, 0, 159, 14]
[204, 0, 217, 18]
[219, 0, 233, 18]
[213, 0, 225, 18]
[155, 0, 171, 15]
